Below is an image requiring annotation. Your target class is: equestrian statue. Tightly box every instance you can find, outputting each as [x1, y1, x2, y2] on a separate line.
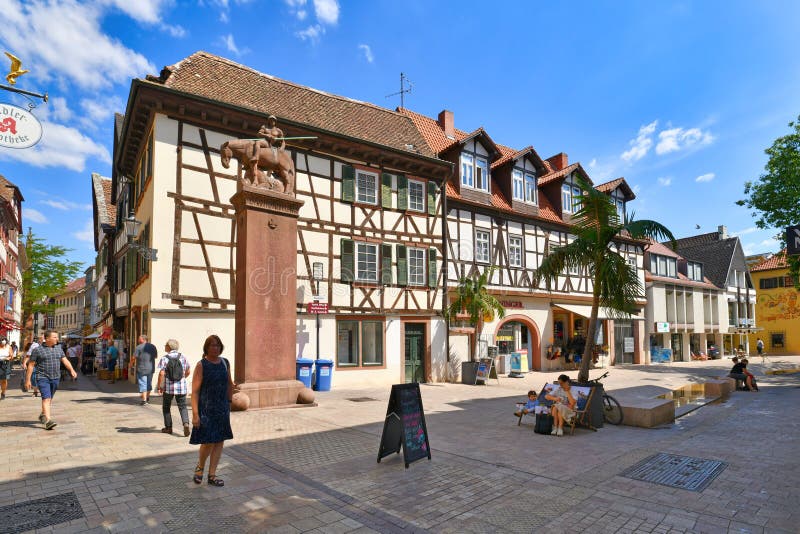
[220, 115, 296, 195]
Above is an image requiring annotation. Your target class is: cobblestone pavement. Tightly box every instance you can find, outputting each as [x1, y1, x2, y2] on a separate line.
[1, 357, 798, 533]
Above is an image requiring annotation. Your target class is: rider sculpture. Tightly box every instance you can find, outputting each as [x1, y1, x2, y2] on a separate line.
[219, 115, 296, 195]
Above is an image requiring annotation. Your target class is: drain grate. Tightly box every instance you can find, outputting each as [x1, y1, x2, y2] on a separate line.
[0, 491, 85, 533]
[621, 453, 727, 492]
[346, 397, 378, 402]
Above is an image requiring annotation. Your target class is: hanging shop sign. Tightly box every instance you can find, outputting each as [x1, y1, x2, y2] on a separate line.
[0, 103, 42, 149]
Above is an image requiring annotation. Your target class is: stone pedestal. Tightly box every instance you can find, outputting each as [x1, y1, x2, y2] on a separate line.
[230, 185, 312, 408]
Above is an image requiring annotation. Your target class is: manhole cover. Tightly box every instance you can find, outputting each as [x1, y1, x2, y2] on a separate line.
[346, 397, 378, 402]
[0, 491, 85, 533]
[621, 453, 727, 492]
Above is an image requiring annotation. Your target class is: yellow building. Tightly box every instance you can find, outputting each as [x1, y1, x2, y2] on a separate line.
[749, 250, 800, 354]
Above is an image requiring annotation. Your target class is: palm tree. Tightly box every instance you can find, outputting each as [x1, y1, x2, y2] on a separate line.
[447, 267, 506, 362]
[533, 177, 676, 382]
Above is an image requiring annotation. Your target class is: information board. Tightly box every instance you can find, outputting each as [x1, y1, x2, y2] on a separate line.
[377, 383, 431, 468]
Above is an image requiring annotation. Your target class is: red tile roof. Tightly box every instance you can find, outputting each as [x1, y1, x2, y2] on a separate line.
[538, 163, 583, 186]
[63, 277, 86, 293]
[397, 107, 469, 153]
[154, 52, 436, 158]
[751, 250, 787, 272]
[92, 173, 115, 228]
[595, 177, 635, 200]
[645, 272, 718, 289]
[646, 239, 681, 259]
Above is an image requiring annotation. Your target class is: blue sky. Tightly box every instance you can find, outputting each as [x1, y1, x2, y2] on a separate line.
[1, 0, 799, 270]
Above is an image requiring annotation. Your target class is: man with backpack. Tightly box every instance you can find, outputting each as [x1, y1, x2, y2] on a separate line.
[156, 339, 191, 436]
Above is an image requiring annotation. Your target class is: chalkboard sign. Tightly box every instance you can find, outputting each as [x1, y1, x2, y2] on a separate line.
[377, 383, 432, 468]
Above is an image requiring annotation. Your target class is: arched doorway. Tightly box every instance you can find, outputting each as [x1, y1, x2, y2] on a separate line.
[494, 315, 541, 371]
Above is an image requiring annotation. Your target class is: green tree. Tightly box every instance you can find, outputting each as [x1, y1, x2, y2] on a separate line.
[21, 229, 84, 339]
[447, 267, 505, 362]
[737, 115, 800, 286]
[533, 177, 675, 382]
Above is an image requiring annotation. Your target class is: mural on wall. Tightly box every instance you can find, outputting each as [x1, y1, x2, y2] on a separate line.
[758, 290, 800, 321]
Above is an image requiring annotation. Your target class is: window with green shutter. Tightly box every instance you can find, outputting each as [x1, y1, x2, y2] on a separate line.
[397, 174, 408, 210]
[396, 244, 407, 286]
[341, 164, 355, 203]
[341, 239, 354, 282]
[428, 248, 437, 288]
[381, 244, 392, 285]
[381, 173, 392, 209]
[427, 181, 437, 216]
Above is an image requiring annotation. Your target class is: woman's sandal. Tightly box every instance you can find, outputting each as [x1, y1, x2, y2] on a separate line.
[207, 474, 224, 487]
[193, 464, 204, 484]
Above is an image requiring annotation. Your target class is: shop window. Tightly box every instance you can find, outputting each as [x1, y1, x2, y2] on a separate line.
[770, 332, 785, 349]
[337, 320, 384, 368]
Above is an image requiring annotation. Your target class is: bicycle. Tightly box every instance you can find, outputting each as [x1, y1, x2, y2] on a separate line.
[587, 371, 624, 425]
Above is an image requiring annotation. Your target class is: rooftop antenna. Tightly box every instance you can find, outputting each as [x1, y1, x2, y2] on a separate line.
[386, 72, 412, 109]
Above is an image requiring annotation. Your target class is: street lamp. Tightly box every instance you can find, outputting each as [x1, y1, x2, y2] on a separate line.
[312, 262, 324, 361]
[123, 213, 158, 262]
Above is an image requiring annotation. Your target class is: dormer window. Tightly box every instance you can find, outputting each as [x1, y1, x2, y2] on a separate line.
[650, 254, 677, 278]
[461, 152, 490, 192]
[611, 190, 625, 221]
[562, 179, 582, 214]
[513, 169, 538, 205]
[687, 261, 703, 281]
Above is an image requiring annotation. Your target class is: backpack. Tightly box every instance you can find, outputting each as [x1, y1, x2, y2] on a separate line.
[534, 413, 553, 435]
[165, 354, 184, 381]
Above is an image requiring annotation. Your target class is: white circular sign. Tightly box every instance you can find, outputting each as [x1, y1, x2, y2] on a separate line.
[0, 103, 43, 149]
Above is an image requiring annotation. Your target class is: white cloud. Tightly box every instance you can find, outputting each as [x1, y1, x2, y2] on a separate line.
[358, 44, 374, 63]
[732, 227, 759, 236]
[40, 198, 92, 211]
[223, 34, 239, 54]
[657, 177, 672, 186]
[744, 237, 781, 255]
[0, 0, 155, 90]
[632, 184, 642, 195]
[99, 0, 185, 36]
[24, 208, 48, 224]
[621, 120, 657, 162]
[80, 96, 125, 129]
[313, 0, 339, 25]
[0, 120, 111, 172]
[72, 219, 94, 243]
[695, 173, 715, 183]
[204, 0, 255, 22]
[296, 24, 324, 42]
[656, 126, 714, 155]
[284, 0, 308, 20]
[588, 158, 597, 169]
[43, 97, 73, 122]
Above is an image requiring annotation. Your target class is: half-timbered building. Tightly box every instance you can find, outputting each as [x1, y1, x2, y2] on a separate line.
[111, 52, 452, 387]
[400, 109, 649, 371]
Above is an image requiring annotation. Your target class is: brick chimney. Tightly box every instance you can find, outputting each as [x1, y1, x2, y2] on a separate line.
[718, 225, 728, 239]
[546, 152, 568, 171]
[438, 110, 455, 139]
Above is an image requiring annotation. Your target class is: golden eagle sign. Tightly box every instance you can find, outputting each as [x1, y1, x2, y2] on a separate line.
[0, 103, 42, 149]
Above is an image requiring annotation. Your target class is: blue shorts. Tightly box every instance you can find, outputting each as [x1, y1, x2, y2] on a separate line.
[107, 359, 117, 371]
[137, 373, 153, 393]
[37, 377, 59, 399]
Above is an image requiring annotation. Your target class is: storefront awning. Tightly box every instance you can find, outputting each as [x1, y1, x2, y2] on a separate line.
[553, 303, 644, 321]
[84, 333, 101, 339]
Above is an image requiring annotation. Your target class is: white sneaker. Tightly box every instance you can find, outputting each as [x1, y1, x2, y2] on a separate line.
[556, 428, 564, 436]
[550, 427, 558, 435]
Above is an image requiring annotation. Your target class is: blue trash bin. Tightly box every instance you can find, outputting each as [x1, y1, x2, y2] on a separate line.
[314, 359, 333, 391]
[295, 358, 313, 388]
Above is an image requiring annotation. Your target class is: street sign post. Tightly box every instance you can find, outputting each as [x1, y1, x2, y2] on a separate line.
[307, 302, 329, 314]
[786, 225, 800, 256]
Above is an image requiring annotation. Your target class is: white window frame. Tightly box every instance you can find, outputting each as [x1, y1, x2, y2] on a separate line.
[408, 247, 426, 286]
[355, 242, 378, 282]
[627, 256, 637, 269]
[408, 179, 425, 212]
[460, 153, 474, 188]
[356, 170, 378, 205]
[525, 173, 538, 205]
[512, 170, 524, 200]
[475, 157, 490, 192]
[615, 197, 625, 221]
[475, 230, 490, 263]
[509, 236, 523, 268]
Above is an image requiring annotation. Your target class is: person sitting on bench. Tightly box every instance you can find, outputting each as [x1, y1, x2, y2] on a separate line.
[545, 374, 577, 436]
[514, 390, 538, 418]
[729, 357, 756, 391]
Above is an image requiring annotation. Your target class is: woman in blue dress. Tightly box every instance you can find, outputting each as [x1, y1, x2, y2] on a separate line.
[190, 335, 234, 486]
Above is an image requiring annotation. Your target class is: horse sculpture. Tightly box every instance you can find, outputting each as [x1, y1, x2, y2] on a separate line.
[219, 138, 296, 195]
